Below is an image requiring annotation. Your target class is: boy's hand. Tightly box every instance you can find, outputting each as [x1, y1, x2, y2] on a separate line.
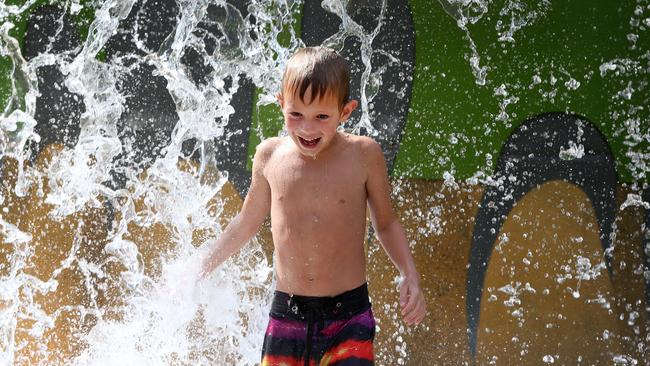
[399, 274, 427, 326]
[192, 247, 214, 284]
[197, 256, 213, 282]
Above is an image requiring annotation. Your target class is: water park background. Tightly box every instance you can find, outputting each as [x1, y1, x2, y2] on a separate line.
[0, 0, 648, 365]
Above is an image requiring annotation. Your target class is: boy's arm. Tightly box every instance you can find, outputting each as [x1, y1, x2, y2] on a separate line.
[364, 139, 426, 326]
[199, 140, 273, 278]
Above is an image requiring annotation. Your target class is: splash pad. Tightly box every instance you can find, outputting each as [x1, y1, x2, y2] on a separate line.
[0, 0, 648, 364]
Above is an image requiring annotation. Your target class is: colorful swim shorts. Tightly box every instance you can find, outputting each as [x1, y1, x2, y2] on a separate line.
[261, 283, 375, 366]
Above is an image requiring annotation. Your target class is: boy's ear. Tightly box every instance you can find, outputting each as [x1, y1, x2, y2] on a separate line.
[276, 93, 284, 108]
[340, 99, 358, 121]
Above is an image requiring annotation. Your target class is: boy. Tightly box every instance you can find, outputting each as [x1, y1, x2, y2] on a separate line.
[199, 46, 426, 366]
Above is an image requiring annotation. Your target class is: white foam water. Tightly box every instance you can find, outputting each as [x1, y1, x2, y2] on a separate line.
[0, 0, 648, 365]
[72, 247, 272, 366]
[0, 0, 297, 364]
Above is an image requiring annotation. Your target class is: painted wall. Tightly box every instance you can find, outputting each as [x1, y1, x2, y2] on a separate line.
[0, 0, 648, 364]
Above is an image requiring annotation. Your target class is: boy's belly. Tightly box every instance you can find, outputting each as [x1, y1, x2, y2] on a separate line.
[272, 238, 368, 297]
[270, 202, 369, 296]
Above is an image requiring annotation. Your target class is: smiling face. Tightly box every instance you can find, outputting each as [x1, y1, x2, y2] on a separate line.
[279, 86, 357, 158]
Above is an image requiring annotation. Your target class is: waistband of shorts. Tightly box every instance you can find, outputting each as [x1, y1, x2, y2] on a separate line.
[271, 283, 371, 320]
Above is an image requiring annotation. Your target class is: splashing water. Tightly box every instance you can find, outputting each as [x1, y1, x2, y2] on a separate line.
[437, 0, 489, 85]
[72, 248, 272, 366]
[321, 0, 386, 135]
[0, 0, 649, 365]
[0, 0, 299, 364]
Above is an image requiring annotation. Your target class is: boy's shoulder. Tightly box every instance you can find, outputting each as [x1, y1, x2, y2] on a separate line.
[252, 137, 284, 171]
[342, 133, 383, 156]
[344, 133, 379, 147]
[254, 136, 296, 163]
[255, 136, 284, 156]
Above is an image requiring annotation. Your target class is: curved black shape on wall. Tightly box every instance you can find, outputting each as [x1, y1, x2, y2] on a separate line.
[301, 0, 415, 173]
[181, 0, 254, 197]
[22, 1, 256, 195]
[103, 0, 179, 187]
[24, 5, 83, 156]
[466, 112, 618, 359]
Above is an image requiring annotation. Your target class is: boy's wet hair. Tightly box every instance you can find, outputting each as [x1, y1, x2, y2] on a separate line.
[281, 46, 350, 106]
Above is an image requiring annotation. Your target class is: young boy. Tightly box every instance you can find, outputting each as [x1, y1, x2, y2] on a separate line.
[199, 46, 426, 365]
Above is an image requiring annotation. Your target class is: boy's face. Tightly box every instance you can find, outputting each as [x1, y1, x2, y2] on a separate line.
[278, 86, 357, 158]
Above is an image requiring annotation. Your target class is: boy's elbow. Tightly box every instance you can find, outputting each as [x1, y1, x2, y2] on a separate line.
[373, 217, 399, 237]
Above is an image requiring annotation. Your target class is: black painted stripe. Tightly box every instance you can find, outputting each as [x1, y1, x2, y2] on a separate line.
[466, 112, 618, 360]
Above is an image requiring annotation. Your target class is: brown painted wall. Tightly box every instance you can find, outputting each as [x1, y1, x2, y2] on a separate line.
[1, 151, 647, 364]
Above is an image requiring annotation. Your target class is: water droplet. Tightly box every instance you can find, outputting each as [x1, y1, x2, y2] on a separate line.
[543, 355, 555, 363]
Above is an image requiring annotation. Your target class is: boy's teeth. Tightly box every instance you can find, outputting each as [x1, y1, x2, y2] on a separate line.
[301, 137, 319, 145]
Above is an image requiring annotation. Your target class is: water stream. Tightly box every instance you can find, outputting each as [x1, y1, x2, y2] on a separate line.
[0, 0, 648, 365]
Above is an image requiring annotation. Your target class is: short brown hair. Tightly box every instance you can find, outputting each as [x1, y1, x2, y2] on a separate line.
[281, 46, 350, 107]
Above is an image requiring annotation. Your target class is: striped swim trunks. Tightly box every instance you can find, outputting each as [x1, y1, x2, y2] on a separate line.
[261, 283, 375, 366]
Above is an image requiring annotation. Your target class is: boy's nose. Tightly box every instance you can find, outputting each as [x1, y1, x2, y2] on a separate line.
[301, 120, 318, 132]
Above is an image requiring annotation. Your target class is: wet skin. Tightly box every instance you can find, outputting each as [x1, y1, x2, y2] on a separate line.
[270, 88, 367, 296]
[201, 86, 426, 325]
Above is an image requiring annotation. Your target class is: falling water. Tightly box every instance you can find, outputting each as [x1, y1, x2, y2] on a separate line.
[0, 0, 299, 364]
[0, 0, 648, 365]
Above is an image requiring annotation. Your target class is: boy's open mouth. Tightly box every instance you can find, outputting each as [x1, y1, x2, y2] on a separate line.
[298, 136, 321, 148]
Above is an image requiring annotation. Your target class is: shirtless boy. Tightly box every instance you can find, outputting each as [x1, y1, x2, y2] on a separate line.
[200, 46, 426, 366]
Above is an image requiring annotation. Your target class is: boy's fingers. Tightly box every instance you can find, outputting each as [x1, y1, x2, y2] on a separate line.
[412, 302, 426, 323]
[403, 299, 420, 322]
[401, 291, 417, 316]
[398, 278, 427, 325]
[405, 311, 418, 325]
[197, 266, 209, 282]
[402, 292, 426, 325]
[401, 284, 421, 314]
[405, 308, 423, 325]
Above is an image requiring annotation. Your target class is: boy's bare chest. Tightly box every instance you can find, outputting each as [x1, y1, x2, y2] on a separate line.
[267, 154, 366, 209]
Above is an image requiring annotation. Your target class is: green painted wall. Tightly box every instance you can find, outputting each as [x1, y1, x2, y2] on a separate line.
[395, 0, 648, 182]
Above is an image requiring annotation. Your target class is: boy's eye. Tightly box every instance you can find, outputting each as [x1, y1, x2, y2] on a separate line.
[317, 114, 329, 120]
[289, 112, 302, 118]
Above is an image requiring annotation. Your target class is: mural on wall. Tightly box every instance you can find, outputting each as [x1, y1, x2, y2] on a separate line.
[466, 112, 619, 361]
[0, 0, 648, 365]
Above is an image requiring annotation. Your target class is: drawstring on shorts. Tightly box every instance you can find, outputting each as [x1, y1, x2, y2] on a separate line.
[287, 295, 327, 366]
